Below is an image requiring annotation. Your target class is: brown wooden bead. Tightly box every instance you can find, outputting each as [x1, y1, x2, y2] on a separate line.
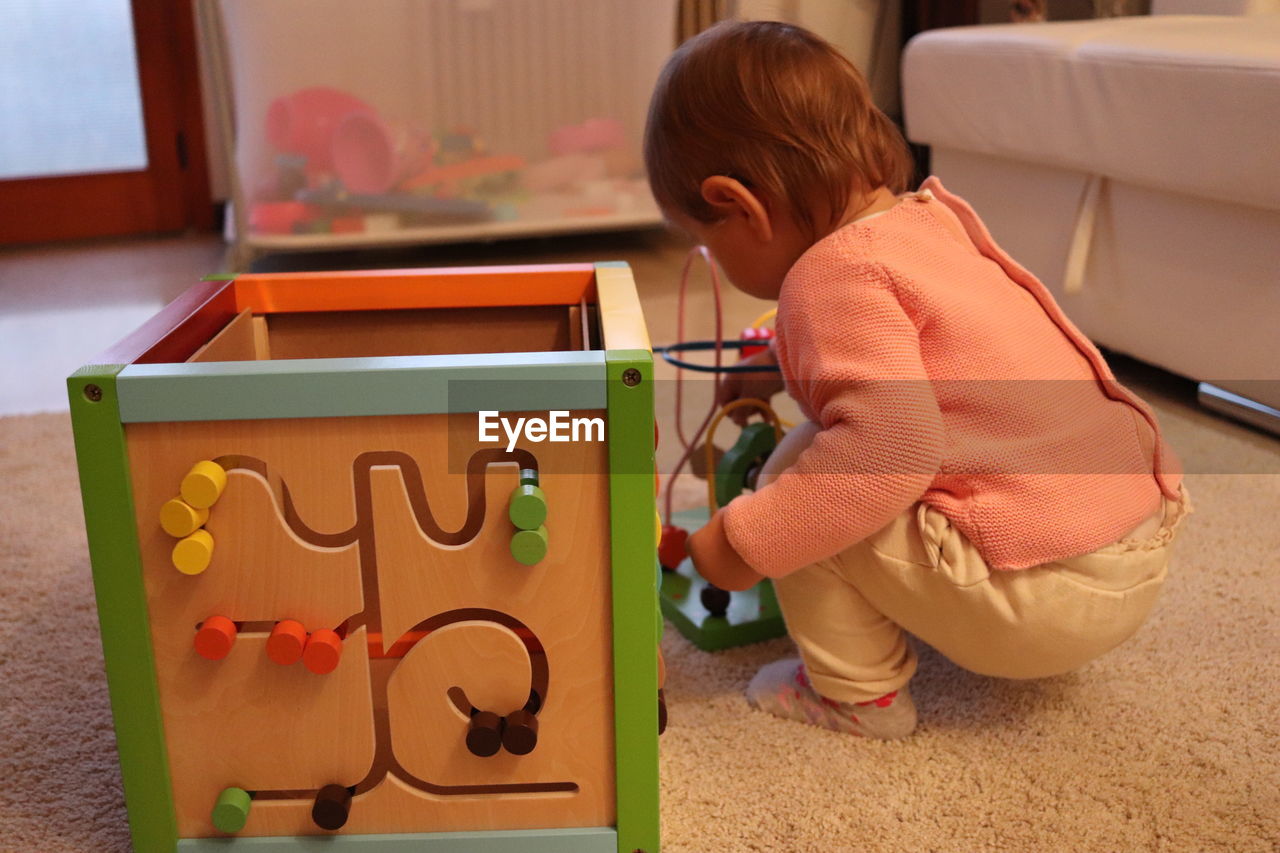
[658, 689, 668, 735]
[311, 783, 352, 831]
[502, 709, 539, 755]
[701, 584, 731, 617]
[466, 711, 503, 757]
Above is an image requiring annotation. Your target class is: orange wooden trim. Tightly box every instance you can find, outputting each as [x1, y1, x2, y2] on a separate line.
[96, 280, 238, 366]
[233, 265, 597, 314]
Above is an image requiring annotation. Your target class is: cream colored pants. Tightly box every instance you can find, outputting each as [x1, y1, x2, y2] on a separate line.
[760, 423, 1191, 704]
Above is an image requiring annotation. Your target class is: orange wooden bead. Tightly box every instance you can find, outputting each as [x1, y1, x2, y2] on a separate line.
[303, 629, 343, 675]
[267, 620, 307, 666]
[194, 616, 237, 661]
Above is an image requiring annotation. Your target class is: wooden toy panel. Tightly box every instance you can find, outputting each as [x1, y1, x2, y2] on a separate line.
[265, 305, 583, 359]
[184, 303, 597, 363]
[187, 309, 262, 363]
[373, 466, 613, 787]
[125, 412, 614, 838]
[131, 456, 372, 835]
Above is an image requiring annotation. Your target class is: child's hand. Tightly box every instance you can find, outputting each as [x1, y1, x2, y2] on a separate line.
[716, 348, 785, 426]
[688, 510, 765, 591]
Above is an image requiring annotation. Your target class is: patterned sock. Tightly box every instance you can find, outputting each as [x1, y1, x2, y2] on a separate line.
[746, 658, 917, 740]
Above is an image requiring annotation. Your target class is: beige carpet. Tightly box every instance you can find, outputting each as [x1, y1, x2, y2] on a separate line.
[3, 376, 1278, 851]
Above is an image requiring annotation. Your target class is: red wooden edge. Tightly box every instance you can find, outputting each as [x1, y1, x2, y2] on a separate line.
[95, 279, 239, 366]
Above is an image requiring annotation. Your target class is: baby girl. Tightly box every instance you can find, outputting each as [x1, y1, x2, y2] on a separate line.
[644, 21, 1189, 739]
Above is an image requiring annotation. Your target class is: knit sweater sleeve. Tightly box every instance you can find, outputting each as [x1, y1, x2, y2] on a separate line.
[721, 260, 945, 578]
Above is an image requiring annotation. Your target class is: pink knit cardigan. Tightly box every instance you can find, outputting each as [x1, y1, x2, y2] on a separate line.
[722, 177, 1182, 577]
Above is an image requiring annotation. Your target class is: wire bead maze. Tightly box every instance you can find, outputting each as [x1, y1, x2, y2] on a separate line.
[654, 246, 785, 580]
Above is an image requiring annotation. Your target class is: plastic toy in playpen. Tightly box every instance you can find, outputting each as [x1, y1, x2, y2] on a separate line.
[654, 247, 790, 652]
[251, 87, 642, 235]
[254, 88, 513, 233]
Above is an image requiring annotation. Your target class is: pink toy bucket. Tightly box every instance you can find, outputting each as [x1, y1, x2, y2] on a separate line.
[266, 87, 375, 172]
[330, 114, 435, 195]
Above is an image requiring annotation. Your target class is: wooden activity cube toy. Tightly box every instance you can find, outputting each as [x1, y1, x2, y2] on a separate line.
[68, 263, 660, 852]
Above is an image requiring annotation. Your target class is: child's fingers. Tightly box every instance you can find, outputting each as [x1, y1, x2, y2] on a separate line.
[715, 379, 741, 409]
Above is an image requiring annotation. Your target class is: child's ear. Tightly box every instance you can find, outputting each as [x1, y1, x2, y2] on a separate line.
[700, 176, 774, 242]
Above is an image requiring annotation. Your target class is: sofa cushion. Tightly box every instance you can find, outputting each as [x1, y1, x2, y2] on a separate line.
[902, 16, 1280, 211]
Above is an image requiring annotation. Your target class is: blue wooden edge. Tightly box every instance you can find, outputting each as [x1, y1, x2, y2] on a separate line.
[176, 826, 617, 852]
[117, 350, 608, 423]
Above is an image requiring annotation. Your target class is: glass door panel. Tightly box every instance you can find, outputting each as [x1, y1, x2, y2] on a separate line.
[0, 0, 149, 179]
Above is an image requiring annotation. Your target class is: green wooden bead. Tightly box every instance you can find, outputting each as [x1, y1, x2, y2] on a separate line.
[519, 467, 539, 486]
[211, 786, 251, 834]
[508, 484, 548, 530]
[510, 525, 549, 566]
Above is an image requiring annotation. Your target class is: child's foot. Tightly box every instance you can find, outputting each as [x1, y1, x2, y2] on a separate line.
[746, 658, 917, 739]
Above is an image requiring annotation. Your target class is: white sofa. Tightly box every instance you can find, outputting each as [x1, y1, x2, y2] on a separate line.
[902, 10, 1280, 432]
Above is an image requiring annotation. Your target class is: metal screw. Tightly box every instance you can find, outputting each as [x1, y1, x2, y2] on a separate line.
[621, 368, 642, 387]
[83, 384, 103, 402]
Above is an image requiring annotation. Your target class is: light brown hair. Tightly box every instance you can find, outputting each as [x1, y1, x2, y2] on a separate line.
[644, 20, 913, 236]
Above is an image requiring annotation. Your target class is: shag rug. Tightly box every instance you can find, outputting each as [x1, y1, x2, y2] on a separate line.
[2, 380, 1277, 851]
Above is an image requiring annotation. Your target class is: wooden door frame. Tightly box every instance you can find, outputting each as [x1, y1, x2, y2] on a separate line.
[0, 0, 214, 246]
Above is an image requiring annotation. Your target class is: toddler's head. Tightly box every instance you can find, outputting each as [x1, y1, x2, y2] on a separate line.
[644, 21, 912, 297]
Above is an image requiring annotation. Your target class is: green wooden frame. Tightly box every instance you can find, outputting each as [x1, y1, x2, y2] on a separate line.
[606, 349, 661, 853]
[68, 263, 661, 853]
[68, 366, 179, 853]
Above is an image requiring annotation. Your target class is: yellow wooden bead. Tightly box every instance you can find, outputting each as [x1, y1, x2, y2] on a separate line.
[180, 461, 227, 509]
[172, 529, 215, 575]
[159, 498, 209, 538]
[654, 509, 662, 546]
